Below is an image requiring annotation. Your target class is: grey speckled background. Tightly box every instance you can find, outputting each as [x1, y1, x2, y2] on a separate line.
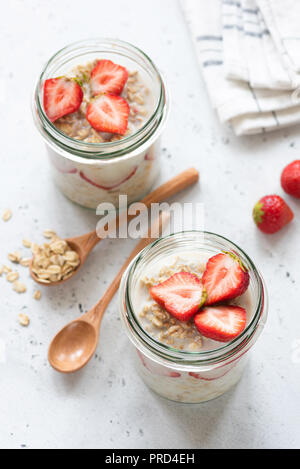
[0, 0, 299, 449]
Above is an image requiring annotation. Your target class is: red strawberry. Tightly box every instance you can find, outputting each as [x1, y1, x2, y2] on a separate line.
[90, 60, 128, 96]
[202, 252, 249, 305]
[43, 78, 83, 122]
[86, 94, 129, 135]
[281, 160, 300, 199]
[253, 195, 294, 234]
[194, 305, 247, 343]
[149, 272, 207, 322]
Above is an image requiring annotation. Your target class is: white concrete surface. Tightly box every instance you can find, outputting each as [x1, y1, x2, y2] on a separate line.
[0, 0, 299, 449]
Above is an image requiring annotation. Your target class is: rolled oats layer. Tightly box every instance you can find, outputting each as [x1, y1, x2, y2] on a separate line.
[134, 253, 254, 353]
[54, 62, 153, 143]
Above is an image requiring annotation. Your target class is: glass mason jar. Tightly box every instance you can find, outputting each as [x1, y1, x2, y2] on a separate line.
[32, 39, 169, 210]
[119, 231, 268, 403]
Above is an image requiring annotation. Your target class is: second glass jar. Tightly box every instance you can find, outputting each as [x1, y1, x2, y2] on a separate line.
[33, 39, 169, 209]
[120, 231, 268, 403]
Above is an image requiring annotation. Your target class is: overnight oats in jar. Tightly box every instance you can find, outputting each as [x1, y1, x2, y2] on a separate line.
[33, 39, 169, 209]
[120, 231, 268, 403]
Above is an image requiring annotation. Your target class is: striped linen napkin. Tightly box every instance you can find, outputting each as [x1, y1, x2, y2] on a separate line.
[181, 0, 300, 135]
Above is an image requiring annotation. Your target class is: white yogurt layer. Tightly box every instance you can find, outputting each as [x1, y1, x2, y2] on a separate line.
[46, 62, 161, 209]
[134, 350, 248, 403]
[47, 138, 160, 209]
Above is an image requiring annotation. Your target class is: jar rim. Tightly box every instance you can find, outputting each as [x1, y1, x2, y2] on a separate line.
[120, 231, 268, 368]
[33, 38, 169, 161]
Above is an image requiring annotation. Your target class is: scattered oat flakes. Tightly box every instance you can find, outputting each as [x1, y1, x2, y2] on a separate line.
[43, 229, 57, 239]
[0, 266, 3, 276]
[3, 265, 12, 274]
[13, 281, 27, 293]
[2, 209, 12, 222]
[18, 314, 30, 327]
[20, 258, 31, 267]
[33, 290, 41, 300]
[6, 272, 19, 283]
[8, 251, 21, 263]
[22, 239, 32, 249]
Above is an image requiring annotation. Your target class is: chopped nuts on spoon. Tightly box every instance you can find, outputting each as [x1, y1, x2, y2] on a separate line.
[31, 233, 80, 283]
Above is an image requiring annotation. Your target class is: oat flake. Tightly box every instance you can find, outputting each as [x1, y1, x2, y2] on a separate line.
[18, 314, 30, 327]
[6, 272, 19, 283]
[2, 209, 12, 222]
[33, 290, 41, 300]
[13, 281, 27, 294]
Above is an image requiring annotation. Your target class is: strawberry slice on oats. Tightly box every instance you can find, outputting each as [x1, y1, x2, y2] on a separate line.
[150, 272, 207, 322]
[86, 94, 129, 135]
[202, 252, 250, 305]
[90, 59, 128, 96]
[194, 305, 247, 343]
[43, 77, 83, 122]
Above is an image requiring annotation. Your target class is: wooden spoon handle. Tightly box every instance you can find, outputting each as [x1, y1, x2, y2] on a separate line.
[138, 167, 199, 208]
[86, 211, 170, 326]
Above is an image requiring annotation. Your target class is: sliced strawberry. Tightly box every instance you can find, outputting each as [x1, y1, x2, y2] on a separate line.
[150, 272, 207, 322]
[43, 78, 83, 122]
[90, 60, 128, 96]
[86, 94, 129, 135]
[202, 252, 249, 305]
[194, 305, 247, 343]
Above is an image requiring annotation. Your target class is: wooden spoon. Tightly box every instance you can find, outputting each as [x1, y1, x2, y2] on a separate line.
[48, 211, 170, 373]
[30, 168, 199, 286]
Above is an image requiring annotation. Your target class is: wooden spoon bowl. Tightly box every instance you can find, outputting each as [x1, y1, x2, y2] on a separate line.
[30, 232, 100, 287]
[49, 321, 97, 373]
[48, 212, 170, 373]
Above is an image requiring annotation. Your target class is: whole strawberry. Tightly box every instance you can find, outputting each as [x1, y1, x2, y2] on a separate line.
[253, 195, 294, 234]
[281, 160, 300, 198]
